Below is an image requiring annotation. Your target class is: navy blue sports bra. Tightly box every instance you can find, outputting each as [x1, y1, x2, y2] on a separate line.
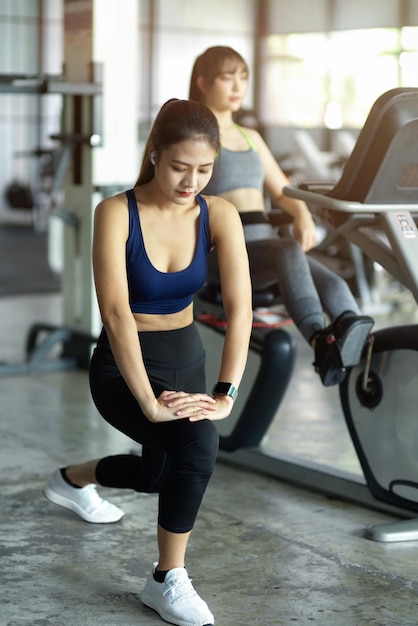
[125, 189, 211, 314]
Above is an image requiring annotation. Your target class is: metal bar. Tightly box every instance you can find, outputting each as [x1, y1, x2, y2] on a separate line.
[366, 518, 418, 542]
[46, 81, 102, 95]
[284, 185, 418, 213]
[0, 75, 101, 96]
[218, 448, 415, 519]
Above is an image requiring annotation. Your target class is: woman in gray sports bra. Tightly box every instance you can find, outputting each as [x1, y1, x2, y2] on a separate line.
[189, 45, 374, 387]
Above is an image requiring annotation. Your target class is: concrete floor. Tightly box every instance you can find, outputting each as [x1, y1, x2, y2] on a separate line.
[2, 292, 418, 626]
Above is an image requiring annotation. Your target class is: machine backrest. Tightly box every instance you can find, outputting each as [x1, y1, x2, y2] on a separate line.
[329, 88, 418, 204]
[202, 246, 282, 308]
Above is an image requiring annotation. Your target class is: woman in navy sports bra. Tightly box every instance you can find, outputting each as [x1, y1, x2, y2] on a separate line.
[43, 99, 252, 626]
[189, 46, 374, 387]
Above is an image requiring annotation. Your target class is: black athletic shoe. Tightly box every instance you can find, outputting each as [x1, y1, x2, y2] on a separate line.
[312, 330, 347, 386]
[312, 311, 374, 387]
[331, 311, 374, 368]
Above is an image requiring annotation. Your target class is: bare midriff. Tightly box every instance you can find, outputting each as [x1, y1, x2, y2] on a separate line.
[133, 303, 194, 332]
[216, 188, 264, 213]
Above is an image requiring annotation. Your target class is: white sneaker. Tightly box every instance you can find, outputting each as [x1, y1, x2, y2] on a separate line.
[43, 468, 125, 523]
[141, 563, 214, 626]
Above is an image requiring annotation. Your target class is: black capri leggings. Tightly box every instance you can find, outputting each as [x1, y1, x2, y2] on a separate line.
[89, 323, 219, 534]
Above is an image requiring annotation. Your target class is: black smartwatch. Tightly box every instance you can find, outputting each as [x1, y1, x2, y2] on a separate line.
[212, 382, 238, 403]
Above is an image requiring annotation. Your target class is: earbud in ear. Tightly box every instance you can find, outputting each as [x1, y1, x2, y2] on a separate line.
[150, 151, 156, 165]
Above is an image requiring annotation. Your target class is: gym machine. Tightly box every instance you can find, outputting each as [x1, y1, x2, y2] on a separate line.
[0, 71, 102, 376]
[196, 88, 418, 542]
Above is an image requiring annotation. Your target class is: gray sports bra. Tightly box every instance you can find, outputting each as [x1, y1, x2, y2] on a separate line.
[203, 124, 264, 195]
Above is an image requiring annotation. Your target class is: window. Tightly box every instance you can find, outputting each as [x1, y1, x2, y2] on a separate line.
[264, 27, 418, 129]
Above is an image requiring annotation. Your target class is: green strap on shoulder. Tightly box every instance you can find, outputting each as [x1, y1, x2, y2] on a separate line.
[234, 123, 258, 152]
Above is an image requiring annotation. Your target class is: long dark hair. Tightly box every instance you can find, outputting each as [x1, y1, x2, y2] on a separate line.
[189, 46, 249, 103]
[135, 98, 221, 187]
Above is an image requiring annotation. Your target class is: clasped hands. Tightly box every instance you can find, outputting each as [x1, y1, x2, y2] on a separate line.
[149, 389, 233, 423]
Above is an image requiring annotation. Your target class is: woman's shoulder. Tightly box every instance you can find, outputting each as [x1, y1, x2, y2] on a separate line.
[201, 194, 235, 209]
[95, 190, 129, 220]
[239, 125, 265, 148]
[100, 189, 129, 207]
[202, 196, 244, 247]
[201, 194, 241, 222]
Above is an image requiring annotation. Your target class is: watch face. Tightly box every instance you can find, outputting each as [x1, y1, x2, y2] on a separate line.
[214, 382, 233, 394]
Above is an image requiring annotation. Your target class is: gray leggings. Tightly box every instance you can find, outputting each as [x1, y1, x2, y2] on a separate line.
[246, 237, 361, 342]
[207, 233, 361, 343]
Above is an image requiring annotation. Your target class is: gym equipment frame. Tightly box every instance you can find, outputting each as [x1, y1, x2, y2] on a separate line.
[197, 88, 418, 542]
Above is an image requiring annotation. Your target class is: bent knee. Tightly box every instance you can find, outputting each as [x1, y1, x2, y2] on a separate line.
[277, 237, 302, 255]
[194, 419, 219, 468]
[175, 420, 219, 474]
